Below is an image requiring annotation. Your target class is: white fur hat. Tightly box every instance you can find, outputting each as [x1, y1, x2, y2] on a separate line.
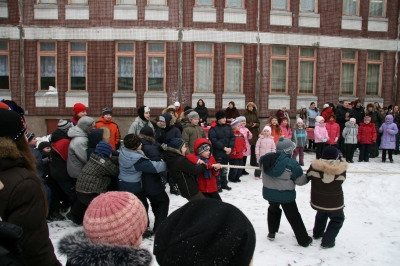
[323, 103, 329, 109]
[315, 116, 324, 123]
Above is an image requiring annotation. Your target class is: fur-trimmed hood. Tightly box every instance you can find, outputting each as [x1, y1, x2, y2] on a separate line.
[246, 102, 258, 111]
[0, 137, 21, 159]
[138, 134, 155, 144]
[161, 143, 184, 156]
[58, 231, 152, 266]
[309, 159, 348, 175]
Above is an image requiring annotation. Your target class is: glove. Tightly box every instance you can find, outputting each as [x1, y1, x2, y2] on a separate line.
[42, 157, 50, 164]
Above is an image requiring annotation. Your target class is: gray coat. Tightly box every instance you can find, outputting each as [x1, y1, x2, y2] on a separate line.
[128, 116, 154, 135]
[67, 126, 88, 178]
[342, 121, 359, 144]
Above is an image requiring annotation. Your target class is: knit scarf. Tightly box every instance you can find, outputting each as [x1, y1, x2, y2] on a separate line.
[196, 155, 211, 179]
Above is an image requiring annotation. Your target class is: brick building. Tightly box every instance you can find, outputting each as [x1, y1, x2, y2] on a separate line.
[0, 0, 399, 135]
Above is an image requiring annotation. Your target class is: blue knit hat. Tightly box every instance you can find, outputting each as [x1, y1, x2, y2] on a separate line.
[166, 138, 186, 151]
[94, 141, 112, 157]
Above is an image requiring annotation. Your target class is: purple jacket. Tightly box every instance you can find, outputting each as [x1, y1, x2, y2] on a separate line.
[379, 115, 399, 149]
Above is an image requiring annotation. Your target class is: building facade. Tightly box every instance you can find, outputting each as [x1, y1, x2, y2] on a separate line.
[0, 0, 399, 135]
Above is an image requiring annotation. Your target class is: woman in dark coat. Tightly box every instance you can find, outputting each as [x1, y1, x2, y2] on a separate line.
[0, 109, 61, 266]
[225, 101, 240, 126]
[194, 99, 209, 125]
[244, 102, 260, 168]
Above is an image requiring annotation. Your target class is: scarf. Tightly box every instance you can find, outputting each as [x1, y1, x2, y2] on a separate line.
[196, 155, 211, 179]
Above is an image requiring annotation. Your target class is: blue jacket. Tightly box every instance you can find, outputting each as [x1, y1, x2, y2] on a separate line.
[291, 126, 308, 148]
[208, 122, 235, 159]
[260, 152, 308, 203]
[307, 107, 319, 127]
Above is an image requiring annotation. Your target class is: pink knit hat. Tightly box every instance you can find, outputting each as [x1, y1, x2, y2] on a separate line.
[83, 192, 147, 247]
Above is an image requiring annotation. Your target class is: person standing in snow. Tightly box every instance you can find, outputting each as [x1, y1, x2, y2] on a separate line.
[260, 137, 312, 247]
[255, 126, 276, 180]
[379, 114, 399, 163]
[342, 118, 359, 163]
[237, 116, 253, 176]
[291, 118, 308, 166]
[94, 107, 121, 150]
[306, 146, 348, 249]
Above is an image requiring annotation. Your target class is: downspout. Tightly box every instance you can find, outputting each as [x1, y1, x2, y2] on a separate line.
[177, 0, 183, 103]
[255, 0, 260, 109]
[393, 9, 400, 106]
[18, 0, 25, 110]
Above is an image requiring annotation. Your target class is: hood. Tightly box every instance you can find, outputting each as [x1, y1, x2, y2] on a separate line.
[88, 127, 110, 149]
[260, 152, 287, 178]
[385, 115, 394, 124]
[315, 122, 326, 127]
[161, 144, 184, 163]
[0, 137, 22, 160]
[326, 113, 336, 122]
[58, 231, 152, 266]
[139, 134, 155, 145]
[345, 121, 358, 128]
[161, 113, 172, 127]
[119, 147, 146, 168]
[246, 102, 257, 111]
[193, 138, 211, 155]
[310, 159, 348, 175]
[68, 126, 87, 138]
[50, 128, 70, 143]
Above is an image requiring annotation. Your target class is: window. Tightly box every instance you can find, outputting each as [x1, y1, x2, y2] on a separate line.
[38, 42, 56, 91]
[69, 0, 87, 4]
[343, 0, 358, 15]
[148, 0, 166, 5]
[196, 0, 213, 7]
[341, 50, 357, 95]
[299, 48, 315, 94]
[0, 41, 9, 90]
[225, 45, 243, 93]
[272, 0, 289, 11]
[116, 42, 135, 91]
[147, 43, 165, 91]
[38, 0, 57, 3]
[226, 0, 244, 8]
[300, 0, 316, 12]
[118, 0, 136, 4]
[366, 51, 382, 96]
[195, 44, 213, 92]
[369, 0, 385, 17]
[270, 46, 288, 93]
[69, 42, 86, 91]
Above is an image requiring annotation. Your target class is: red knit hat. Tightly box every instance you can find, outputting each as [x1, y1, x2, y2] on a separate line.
[83, 192, 148, 247]
[73, 103, 87, 115]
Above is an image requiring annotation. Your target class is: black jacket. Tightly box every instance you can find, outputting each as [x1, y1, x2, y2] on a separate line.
[194, 103, 208, 123]
[208, 122, 235, 160]
[335, 105, 354, 129]
[352, 106, 365, 125]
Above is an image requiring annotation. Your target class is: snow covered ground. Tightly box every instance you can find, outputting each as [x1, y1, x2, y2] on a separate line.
[49, 150, 400, 266]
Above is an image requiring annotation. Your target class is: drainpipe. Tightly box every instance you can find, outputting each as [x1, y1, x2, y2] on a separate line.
[18, 0, 25, 111]
[254, 0, 260, 109]
[393, 10, 400, 106]
[177, 0, 183, 103]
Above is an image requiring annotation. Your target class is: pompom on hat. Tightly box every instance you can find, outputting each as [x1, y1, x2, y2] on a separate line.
[0, 109, 26, 141]
[123, 134, 142, 150]
[276, 136, 296, 155]
[174, 101, 180, 107]
[322, 146, 340, 160]
[73, 103, 87, 115]
[83, 192, 148, 247]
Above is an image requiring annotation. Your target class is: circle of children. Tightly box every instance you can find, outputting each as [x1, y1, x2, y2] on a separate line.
[0, 98, 399, 266]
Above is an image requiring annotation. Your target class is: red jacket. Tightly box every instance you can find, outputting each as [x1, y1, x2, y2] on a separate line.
[231, 130, 246, 159]
[186, 138, 220, 193]
[325, 121, 340, 145]
[321, 107, 334, 121]
[357, 122, 377, 144]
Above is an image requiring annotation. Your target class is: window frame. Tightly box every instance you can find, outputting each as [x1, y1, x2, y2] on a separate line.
[365, 51, 383, 97]
[37, 0, 57, 4]
[271, 0, 290, 11]
[68, 0, 88, 5]
[147, 0, 167, 6]
[298, 47, 316, 95]
[270, 46, 289, 94]
[224, 44, 244, 93]
[68, 41, 87, 91]
[116, 0, 136, 5]
[225, 0, 244, 8]
[115, 42, 135, 92]
[194, 43, 214, 93]
[340, 50, 358, 96]
[0, 41, 9, 90]
[146, 42, 166, 92]
[368, 0, 386, 18]
[37, 41, 57, 91]
[299, 0, 318, 13]
[342, 0, 360, 16]
[195, 0, 215, 8]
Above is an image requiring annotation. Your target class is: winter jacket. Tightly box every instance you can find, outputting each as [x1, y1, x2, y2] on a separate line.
[352, 106, 365, 125]
[314, 123, 329, 143]
[186, 138, 220, 194]
[76, 154, 119, 194]
[325, 114, 340, 145]
[307, 107, 319, 127]
[366, 109, 384, 132]
[67, 126, 89, 178]
[162, 145, 207, 200]
[255, 135, 276, 161]
[379, 115, 399, 149]
[280, 124, 292, 139]
[275, 109, 290, 125]
[260, 152, 308, 203]
[49, 129, 71, 182]
[291, 126, 308, 148]
[306, 159, 348, 212]
[225, 106, 240, 125]
[335, 105, 354, 130]
[155, 114, 182, 145]
[0, 138, 61, 266]
[208, 122, 235, 160]
[244, 102, 260, 146]
[29, 144, 44, 179]
[95, 116, 121, 150]
[357, 122, 377, 144]
[0, 221, 27, 266]
[342, 121, 359, 144]
[194, 102, 208, 123]
[140, 135, 166, 196]
[239, 125, 252, 156]
[231, 130, 246, 159]
[87, 127, 110, 159]
[182, 124, 206, 154]
[58, 231, 152, 266]
[128, 116, 154, 135]
[321, 107, 334, 121]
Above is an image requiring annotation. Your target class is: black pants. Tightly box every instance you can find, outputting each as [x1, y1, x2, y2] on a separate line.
[47, 176, 70, 214]
[345, 144, 356, 162]
[203, 191, 222, 201]
[370, 141, 379, 158]
[134, 190, 150, 227]
[382, 149, 394, 161]
[215, 157, 229, 188]
[250, 145, 257, 166]
[359, 144, 371, 162]
[313, 210, 345, 246]
[146, 191, 170, 233]
[70, 192, 99, 224]
[267, 201, 309, 246]
[315, 143, 326, 159]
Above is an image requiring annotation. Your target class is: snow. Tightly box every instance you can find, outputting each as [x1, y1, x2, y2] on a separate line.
[49, 150, 400, 266]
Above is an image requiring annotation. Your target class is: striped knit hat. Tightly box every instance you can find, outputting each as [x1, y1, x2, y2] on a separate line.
[83, 192, 147, 247]
[58, 119, 73, 133]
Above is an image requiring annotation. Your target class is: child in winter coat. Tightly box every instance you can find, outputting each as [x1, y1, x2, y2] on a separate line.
[342, 118, 359, 163]
[186, 138, 222, 200]
[321, 103, 334, 121]
[280, 117, 292, 139]
[182, 111, 206, 154]
[268, 116, 285, 143]
[228, 120, 247, 183]
[314, 116, 329, 159]
[357, 116, 377, 162]
[237, 116, 253, 175]
[291, 118, 308, 166]
[325, 113, 340, 147]
[379, 114, 399, 163]
[255, 125, 276, 180]
[306, 146, 348, 249]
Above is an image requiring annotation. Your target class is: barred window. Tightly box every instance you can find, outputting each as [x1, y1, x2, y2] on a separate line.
[147, 43, 165, 91]
[225, 44, 243, 93]
[38, 42, 57, 91]
[69, 42, 86, 91]
[195, 44, 213, 92]
[116, 42, 135, 91]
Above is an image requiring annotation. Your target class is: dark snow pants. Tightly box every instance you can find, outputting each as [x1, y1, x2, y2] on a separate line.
[313, 210, 345, 246]
[146, 191, 170, 233]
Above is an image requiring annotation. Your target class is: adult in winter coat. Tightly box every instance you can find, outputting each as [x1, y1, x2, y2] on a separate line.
[275, 105, 290, 125]
[194, 99, 208, 125]
[321, 103, 334, 121]
[225, 101, 240, 126]
[128, 106, 154, 135]
[94, 107, 121, 150]
[182, 111, 206, 154]
[0, 109, 61, 266]
[342, 119, 359, 163]
[260, 137, 312, 247]
[325, 113, 340, 147]
[162, 138, 207, 200]
[244, 102, 260, 167]
[335, 100, 354, 153]
[357, 116, 377, 162]
[365, 103, 384, 158]
[393, 106, 400, 154]
[296, 105, 308, 127]
[379, 114, 399, 163]
[352, 100, 365, 126]
[67, 116, 95, 179]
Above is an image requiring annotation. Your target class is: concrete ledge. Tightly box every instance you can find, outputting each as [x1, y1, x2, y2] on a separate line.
[368, 18, 388, 32]
[35, 91, 59, 107]
[296, 95, 317, 110]
[299, 13, 320, 28]
[222, 93, 245, 109]
[34, 5, 58, 20]
[113, 91, 137, 108]
[268, 94, 290, 110]
[0, 90, 11, 100]
[114, 5, 138, 20]
[143, 91, 167, 108]
[270, 11, 292, 27]
[224, 8, 246, 24]
[191, 93, 216, 109]
[193, 8, 217, 23]
[65, 91, 89, 107]
[65, 5, 89, 20]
